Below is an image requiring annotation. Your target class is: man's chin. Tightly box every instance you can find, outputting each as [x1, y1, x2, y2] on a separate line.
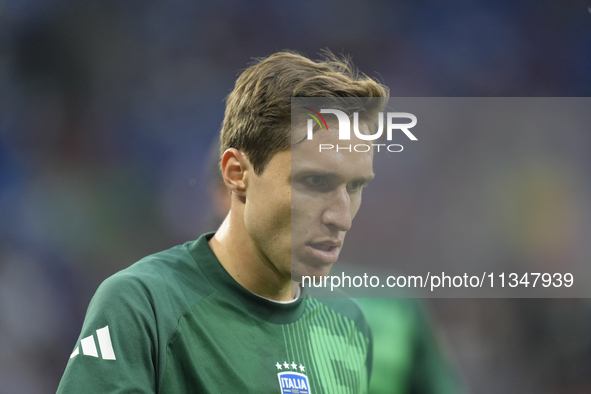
[290, 262, 333, 283]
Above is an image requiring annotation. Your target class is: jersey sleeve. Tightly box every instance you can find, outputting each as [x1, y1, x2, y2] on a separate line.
[56, 271, 159, 393]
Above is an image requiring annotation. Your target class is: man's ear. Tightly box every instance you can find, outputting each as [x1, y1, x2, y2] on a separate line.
[220, 148, 250, 196]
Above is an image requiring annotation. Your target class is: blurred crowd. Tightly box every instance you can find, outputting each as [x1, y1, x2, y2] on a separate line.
[1, 1, 591, 393]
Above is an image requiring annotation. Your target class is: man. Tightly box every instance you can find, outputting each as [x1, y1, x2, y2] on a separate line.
[203, 140, 465, 394]
[57, 51, 388, 393]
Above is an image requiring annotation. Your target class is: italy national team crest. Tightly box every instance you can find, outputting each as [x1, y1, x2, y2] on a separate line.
[276, 361, 310, 394]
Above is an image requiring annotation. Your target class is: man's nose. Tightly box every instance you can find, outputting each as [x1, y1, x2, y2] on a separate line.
[321, 186, 352, 232]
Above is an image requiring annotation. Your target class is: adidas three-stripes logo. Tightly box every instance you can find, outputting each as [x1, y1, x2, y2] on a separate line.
[70, 325, 116, 360]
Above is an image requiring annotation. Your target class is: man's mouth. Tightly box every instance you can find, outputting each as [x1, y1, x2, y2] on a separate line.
[304, 241, 342, 265]
[310, 244, 336, 252]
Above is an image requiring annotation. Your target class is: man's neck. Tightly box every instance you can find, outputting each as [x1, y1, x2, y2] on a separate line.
[208, 212, 297, 302]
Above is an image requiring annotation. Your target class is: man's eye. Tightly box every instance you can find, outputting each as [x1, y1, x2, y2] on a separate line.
[347, 181, 362, 192]
[305, 176, 324, 186]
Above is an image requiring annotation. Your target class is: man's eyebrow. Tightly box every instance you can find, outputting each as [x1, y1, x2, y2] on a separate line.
[297, 170, 375, 183]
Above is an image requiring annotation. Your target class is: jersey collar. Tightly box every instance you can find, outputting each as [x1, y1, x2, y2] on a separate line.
[187, 232, 308, 324]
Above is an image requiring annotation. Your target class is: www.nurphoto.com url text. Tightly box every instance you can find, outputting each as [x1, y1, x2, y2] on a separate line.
[301, 272, 574, 292]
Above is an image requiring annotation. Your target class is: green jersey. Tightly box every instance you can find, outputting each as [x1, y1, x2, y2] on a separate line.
[356, 298, 463, 394]
[57, 233, 372, 393]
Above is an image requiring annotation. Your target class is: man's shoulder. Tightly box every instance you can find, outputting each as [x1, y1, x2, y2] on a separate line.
[115, 241, 198, 284]
[94, 234, 217, 308]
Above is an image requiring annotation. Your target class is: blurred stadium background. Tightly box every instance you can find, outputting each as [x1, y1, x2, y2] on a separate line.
[1, 1, 591, 393]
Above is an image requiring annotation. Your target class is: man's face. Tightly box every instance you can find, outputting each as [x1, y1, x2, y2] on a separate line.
[243, 122, 374, 283]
